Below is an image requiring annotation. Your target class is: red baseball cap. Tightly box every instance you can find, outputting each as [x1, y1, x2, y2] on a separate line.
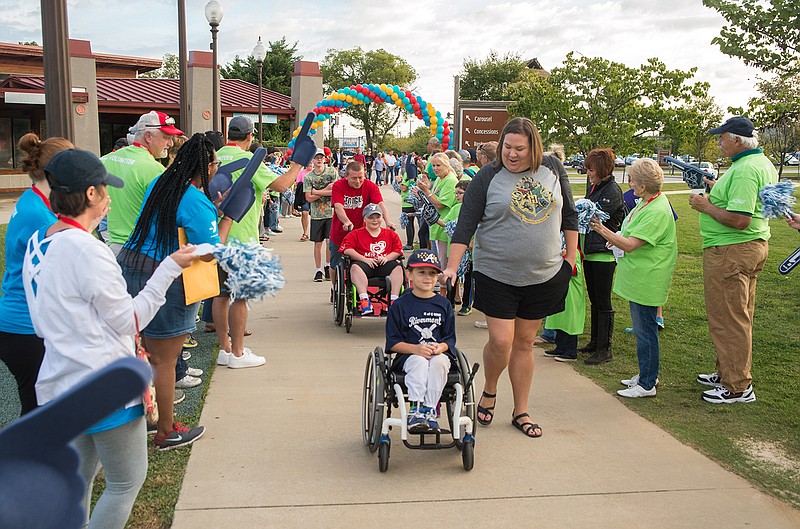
[135, 111, 184, 136]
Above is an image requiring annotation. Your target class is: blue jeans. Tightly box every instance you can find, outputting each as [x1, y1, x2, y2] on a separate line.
[541, 324, 556, 342]
[629, 302, 659, 390]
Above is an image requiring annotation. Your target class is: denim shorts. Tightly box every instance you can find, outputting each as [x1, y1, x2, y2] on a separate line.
[119, 255, 199, 339]
[329, 240, 344, 269]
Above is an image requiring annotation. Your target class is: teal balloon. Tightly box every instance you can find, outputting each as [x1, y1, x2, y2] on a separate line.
[437, 125, 444, 133]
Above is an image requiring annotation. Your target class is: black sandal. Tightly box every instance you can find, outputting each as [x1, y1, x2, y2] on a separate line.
[476, 391, 496, 426]
[512, 412, 543, 438]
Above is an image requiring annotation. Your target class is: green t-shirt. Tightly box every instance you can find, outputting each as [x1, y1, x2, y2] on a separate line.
[428, 172, 459, 242]
[699, 149, 777, 249]
[304, 166, 337, 220]
[101, 145, 165, 245]
[217, 145, 278, 243]
[612, 193, 677, 307]
[400, 178, 415, 208]
[545, 252, 585, 335]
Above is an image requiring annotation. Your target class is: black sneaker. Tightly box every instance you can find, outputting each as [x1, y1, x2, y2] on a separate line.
[554, 353, 578, 363]
[324, 265, 330, 281]
[543, 349, 563, 357]
[313, 270, 324, 282]
[154, 422, 205, 451]
[146, 422, 158, 436]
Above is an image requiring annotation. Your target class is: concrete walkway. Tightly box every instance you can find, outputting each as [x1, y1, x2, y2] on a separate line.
[171, 188, 800, 529]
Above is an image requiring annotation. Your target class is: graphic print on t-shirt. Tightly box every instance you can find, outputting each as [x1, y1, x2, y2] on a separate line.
[510, 174, 555, 224]
[344, 195, 364, 209]
[369, 240, 387, 256]
[409, 313, 442, 343]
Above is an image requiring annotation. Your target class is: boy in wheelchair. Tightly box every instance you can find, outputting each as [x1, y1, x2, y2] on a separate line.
[385, 249, 456, 433]
[340, 204, 404, 315]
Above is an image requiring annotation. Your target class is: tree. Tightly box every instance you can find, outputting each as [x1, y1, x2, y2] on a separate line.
[220, 37, 302, 144]
[139, 53, 179, 79]
[320, 47, 417, 151]
[663, 91, 724, 162]
[747, 74, 800, 177]
[508, 53, 702, 155]
[703, 0, 800, 75]
[459, 51, 527, 101]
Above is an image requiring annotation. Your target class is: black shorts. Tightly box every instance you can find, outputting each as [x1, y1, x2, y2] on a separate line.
[351, 259, 401, 280]
[310, 217, 332, 243]
[473, 261, 572, 320]
[217, 266, 230, 296]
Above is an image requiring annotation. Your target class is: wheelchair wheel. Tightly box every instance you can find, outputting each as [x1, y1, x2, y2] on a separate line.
[333, 264, 345, 326]
[378, 440, 390, 472]
[345, 313, 353, 333]
[462, 438, 474, 471]
[361, 347, 385, 452]
[453, 348, 477, 445]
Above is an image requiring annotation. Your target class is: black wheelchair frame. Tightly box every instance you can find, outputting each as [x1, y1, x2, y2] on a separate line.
[362, 346, 479, 472]
[332, 255, 404, 333]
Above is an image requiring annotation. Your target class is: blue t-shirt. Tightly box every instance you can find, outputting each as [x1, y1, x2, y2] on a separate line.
[125, 179, 220, 260]
[385, 291, 457, 370]
[0, 189, 57, 333]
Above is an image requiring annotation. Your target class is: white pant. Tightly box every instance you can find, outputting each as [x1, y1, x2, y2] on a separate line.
[403, 354, 451, 408]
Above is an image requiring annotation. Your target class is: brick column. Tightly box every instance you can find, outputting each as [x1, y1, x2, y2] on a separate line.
[188, 51, 214, 134]
[291, 61, 324, 147]
[69, 39, 100, 154]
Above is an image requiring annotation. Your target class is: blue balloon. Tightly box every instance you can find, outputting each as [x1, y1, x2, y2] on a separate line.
[310, 128, 317, 135]
[437, 125, 444, 133]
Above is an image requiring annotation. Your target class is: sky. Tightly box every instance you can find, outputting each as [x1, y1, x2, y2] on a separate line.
[2, 0, 763, 135]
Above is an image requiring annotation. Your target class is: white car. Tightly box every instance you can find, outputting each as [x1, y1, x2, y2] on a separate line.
[690, 161, 718, 177]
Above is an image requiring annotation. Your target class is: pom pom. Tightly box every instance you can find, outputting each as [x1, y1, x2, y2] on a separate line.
[575, 198, 610, 234]
[405, 185, 422, 210]
[212, 241, 285, 301]
[399, 211, 409, 229]
[268, 163, 288, 176]
[457, 249, 471, 277]
[281, 188, 294, 205]
[759, 181, 797, 219]
[391, 178, 402, 194]
[444, 220, 457, 239]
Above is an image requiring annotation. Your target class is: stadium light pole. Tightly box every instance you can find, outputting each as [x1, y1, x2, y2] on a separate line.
[204, 0, 224, 131]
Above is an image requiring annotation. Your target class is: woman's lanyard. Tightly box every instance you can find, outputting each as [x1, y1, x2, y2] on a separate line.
[56, 215, 88, 232]
[629, 192, 661, 220]
[31, 185, 51, 211]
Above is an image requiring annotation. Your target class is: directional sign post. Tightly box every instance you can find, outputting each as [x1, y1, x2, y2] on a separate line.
[459, 108, 509, 148]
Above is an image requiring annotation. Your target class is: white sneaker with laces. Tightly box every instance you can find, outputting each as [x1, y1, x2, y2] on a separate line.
[696, 372, 722, 387]
[186, 367, 203, 377]
[702, 384, 756, 404]
[620, 374, 659, 387]
[175, 374, 202, 389]
[217, 349, 232, 366]
[617, 384, 656, 398]
[474, 320, 488, 329]
[181, 349, 192, 361]
[228, 349, 266, 369]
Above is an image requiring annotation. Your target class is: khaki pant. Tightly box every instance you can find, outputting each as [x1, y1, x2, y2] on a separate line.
[703, 239, 768, 392]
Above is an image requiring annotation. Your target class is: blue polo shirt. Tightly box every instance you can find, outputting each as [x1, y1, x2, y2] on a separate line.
[0, 188, 57, 334]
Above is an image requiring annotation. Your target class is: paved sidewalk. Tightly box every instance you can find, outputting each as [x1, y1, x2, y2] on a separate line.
[172, 187, 800, 529]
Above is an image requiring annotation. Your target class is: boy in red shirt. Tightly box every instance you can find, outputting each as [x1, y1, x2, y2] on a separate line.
[340, 204, 404, 315]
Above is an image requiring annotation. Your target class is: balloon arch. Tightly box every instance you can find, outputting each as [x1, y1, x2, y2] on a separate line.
[285, 84, 451, 156]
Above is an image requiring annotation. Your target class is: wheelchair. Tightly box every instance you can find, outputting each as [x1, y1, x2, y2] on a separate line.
[332, 255, 404, 333]
[362, 346, 479, 472]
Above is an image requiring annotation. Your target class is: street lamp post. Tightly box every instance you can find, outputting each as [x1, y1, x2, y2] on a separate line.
[204, 0, 223, 132]
[252, 36, 266, 145]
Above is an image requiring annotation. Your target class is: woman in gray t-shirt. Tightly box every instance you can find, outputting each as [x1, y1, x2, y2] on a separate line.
[445, 117, 578, 439]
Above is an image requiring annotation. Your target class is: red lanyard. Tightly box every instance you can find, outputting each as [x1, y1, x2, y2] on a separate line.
[630, 192, 661, 219]
[31, 185, 51, 211]
[225, 142, 239, 148]
[56, 215, 88, 232]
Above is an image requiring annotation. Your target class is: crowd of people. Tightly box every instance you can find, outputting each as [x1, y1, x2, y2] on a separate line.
[0, 106, 785, 525]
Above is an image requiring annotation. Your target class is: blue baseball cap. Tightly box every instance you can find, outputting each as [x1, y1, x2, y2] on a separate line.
[45, 149, 124, 193]
[709, 116, 755, 138]
[407, 249, 442, 272]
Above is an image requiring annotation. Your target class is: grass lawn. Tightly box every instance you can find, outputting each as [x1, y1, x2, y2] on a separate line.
[571, 196, 800, 510]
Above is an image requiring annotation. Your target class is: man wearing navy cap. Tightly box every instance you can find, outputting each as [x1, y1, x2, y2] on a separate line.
[689, 116, 777, 404]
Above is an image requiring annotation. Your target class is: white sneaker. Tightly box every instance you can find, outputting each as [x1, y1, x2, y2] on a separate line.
[272, 225, 284, 233]
[175, 374, 202, 389]
[228, 349, 266, 369]
[617, 384, 656, 398]
[620, 374, 659, 387]
[474, 320, 488, 329]
[696, 372, 722, 387]
[701, 384, 756, 404]
[186, 367, 203, 377]
[181, 349, 192, 361]
[217, 349, 232, 366]
[265, 229, 278, 236]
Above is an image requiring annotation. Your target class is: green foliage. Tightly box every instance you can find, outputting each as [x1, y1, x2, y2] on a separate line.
[139, 53, 180, 79]
[508, 53, 704, 155]
[320, 47, 417, 150]
[384, 126, 430, 155]
[220, 37, 301, 96]
[459, 51, 527, 101]
[664, 90, 724, 162]
[747, 74, 800, 177]
[18, 41, 38, 46]
[703, 0, 800, 75]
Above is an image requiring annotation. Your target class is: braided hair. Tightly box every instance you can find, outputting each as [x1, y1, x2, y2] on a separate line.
[126, 133, 215, 270]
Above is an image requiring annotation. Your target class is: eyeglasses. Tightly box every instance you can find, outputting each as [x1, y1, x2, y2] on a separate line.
[209, 161, 220, 166]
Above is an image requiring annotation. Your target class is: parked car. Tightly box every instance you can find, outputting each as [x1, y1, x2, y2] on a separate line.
[625, 154, 640, 165]
[567, 155, 584, 168]
[689, 161, 718, 178]
[614, 156, 625, 167]
[783, 153, 799, 165]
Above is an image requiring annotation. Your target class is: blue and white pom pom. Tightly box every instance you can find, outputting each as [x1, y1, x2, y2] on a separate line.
[575, 198, 610, 234]
[759, 181, 797, 219]
[405, 184, 422, 210]
[457, 249, 471, 277]
[391, 178, 402, 194]
[268, 163, 288, 176]
[444, 220, 457, 239]
[211, 241, 285, 301]
[281, 188, 294, 205]
[399, 211, 409, 229]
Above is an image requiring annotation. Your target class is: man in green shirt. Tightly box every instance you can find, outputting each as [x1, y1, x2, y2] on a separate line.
[101, 111, 184, 253]
[213, 116, 302, 369]
[689, 116, 777, 404]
